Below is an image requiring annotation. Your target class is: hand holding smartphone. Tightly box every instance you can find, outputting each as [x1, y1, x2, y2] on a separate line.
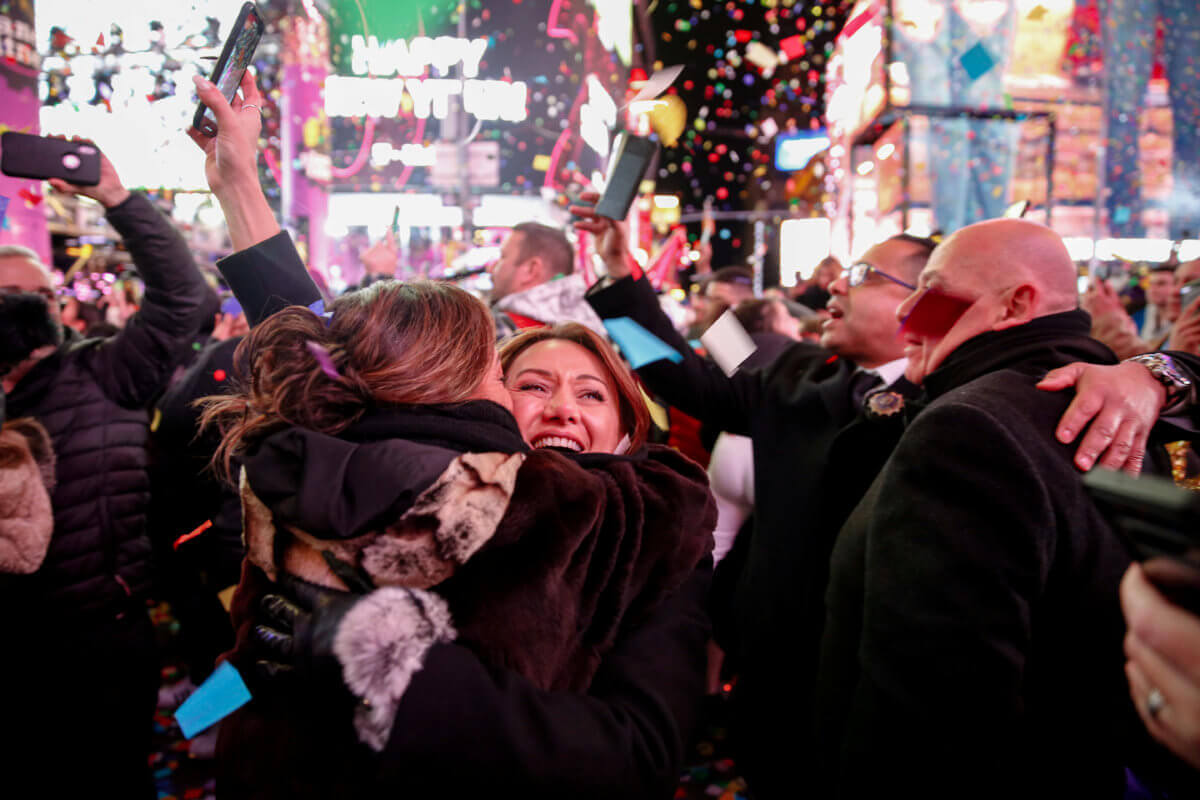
[194, 2, 265, 137]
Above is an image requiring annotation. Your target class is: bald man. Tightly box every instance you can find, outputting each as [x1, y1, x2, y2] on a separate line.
[814, 220, 1173, 798]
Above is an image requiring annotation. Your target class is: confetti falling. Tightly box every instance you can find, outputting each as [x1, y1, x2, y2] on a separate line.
[651, 0, 851, 268]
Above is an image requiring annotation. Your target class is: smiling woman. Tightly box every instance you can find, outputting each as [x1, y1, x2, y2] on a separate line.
[499, 322, 652, 454]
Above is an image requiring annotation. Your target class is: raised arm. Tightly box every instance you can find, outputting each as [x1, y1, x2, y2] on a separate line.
[573, 202, 764, 435]
[52, 149, 211, 407]
[188, 72, 321, 326]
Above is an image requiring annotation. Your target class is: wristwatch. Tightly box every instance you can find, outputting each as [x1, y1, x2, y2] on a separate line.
[1126, 353, 1193, 406]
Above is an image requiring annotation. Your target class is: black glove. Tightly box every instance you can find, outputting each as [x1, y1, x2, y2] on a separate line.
[252, 571, 362, 699]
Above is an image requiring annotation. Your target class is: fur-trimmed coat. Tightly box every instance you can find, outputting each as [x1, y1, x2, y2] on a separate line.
[218, 402, 716, 799]
[0, 419, 56, 575]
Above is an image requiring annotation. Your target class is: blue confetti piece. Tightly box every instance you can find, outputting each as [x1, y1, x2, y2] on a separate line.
[308, 297, 333, 326]
[960, 43, 996, 81]
[0, 195, 8, 228]
[602, 317, 684, 369]
[175, 661, 251, 739]
[1113, 206, 1132, 224]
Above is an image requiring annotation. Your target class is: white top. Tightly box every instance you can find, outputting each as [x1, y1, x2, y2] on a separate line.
[707, 432, 755, 565]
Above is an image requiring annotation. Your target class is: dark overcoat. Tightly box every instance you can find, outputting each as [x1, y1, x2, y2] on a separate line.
[816, 311, 1160, 798]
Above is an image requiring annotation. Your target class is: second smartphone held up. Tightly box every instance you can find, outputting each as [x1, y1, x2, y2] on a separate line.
[194, 2, 265, 137]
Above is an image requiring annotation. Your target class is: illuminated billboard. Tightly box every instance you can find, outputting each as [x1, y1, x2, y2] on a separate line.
[324, 0, 632, 195]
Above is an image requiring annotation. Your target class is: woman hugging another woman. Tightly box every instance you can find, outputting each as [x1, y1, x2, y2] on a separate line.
[202, 281, 716, 798]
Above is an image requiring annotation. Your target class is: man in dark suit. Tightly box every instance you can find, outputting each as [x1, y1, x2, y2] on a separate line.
[576, 207, 1176, 797]
[814, 219, 1188, 797]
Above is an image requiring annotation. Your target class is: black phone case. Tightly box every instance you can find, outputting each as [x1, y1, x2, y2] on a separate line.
[1084, 469, 1200, 563]
[0, 132, 101, 185]
[595, 133, 658, 222]
[193, 1, 264, 136]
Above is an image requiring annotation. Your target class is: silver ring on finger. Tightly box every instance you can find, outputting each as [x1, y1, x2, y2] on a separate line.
[1147, 687, 1166, 719]
[241, 104, 261, 114]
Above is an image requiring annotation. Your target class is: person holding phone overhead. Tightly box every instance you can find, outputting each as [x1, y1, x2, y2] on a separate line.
[1, 147, 211, 797]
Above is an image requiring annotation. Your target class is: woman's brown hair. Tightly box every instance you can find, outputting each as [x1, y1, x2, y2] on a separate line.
[202, 280, 495, 480]
[498, 322, 651, 453]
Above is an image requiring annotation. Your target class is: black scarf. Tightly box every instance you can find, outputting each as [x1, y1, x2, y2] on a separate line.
[920, 309, 1114, 404]
[341, 400, 530, 454]
[244, 401, 528, 541]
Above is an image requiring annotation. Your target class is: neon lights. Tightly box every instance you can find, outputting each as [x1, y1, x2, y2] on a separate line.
[546, 0, 580, 46]
[350, 35, 488, 78]
[325, 75, 527, 121]
[328, 36, 527, 121]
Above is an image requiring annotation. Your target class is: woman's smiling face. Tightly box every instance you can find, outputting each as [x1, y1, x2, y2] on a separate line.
[505, 339, 624, 454]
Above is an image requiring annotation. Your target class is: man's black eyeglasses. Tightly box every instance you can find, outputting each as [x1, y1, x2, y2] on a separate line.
[845, 262, 916, 291]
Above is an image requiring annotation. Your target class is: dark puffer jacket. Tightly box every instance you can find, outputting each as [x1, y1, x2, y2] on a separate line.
[2, 192, 211, 624]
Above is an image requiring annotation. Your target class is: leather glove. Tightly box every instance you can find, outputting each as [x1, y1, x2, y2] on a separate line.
[251, 570, 363, 698]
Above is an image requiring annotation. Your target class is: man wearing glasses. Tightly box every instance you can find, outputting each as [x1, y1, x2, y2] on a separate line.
[578, 206, 1170, 797]
[583, 229, 951, 795]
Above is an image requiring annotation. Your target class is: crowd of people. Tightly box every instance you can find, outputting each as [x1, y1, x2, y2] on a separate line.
[3, 66, 1200, 799]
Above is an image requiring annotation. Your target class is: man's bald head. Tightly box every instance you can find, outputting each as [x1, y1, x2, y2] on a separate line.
[897, 219, 1082, 384]
[930, 219, 1078, 315]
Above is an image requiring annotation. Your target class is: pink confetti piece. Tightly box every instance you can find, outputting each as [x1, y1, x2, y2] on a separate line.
[305, 340, 340, 379]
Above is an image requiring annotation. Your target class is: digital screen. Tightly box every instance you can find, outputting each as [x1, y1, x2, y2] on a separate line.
[324, 0, 630, 196]
[774, 130, 831, 172]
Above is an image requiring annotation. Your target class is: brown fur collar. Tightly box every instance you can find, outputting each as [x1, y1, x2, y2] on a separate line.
[0, 419, 56, 574]
[241, 451, 526, 591]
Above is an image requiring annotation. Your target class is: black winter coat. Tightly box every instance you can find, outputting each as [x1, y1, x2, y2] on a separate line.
[815, 311, 1162, 798]
[2, 192, 211, 624]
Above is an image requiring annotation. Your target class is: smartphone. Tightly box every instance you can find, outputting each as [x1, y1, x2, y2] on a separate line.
[594, 132, 658, 222]
[1180, 280, 1200, 313]
[0, 133, 101, 185]
[193, 2, 265, 137]
[1084, 468, 1200, 611]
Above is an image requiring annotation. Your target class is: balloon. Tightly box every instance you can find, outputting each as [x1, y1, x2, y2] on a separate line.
[648, 95, 687, 147]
